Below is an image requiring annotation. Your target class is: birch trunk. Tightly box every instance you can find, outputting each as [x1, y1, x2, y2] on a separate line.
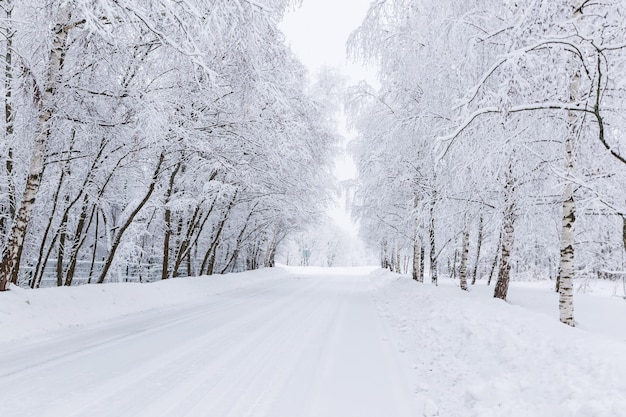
[494, 162, 516, 300]
[429, 196, 438, 285]
[557, 106, 578, 325]
[557, 1, 582, 326]
[1, 0, 16, 240]
[0, 5, 73, 291]
[412, 194, 422, 282]
[412, 234, 421, 282]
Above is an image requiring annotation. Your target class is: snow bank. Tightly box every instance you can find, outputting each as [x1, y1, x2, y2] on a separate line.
[369, 270, 626, 417]
[0, 268, 288, 344]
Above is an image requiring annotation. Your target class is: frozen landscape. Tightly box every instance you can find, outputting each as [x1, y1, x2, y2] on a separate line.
[1, 266, 625, 417]
[3, 1, 626, 416]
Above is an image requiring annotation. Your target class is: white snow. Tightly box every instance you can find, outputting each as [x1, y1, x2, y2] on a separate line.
[1, 266, 625, 416]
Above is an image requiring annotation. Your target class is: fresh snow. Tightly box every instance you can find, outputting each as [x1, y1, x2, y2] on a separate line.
[1, 266, 625, 416]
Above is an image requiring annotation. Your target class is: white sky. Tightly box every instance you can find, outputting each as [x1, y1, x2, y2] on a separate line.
[280, 0, 375, 239]
[279, 0, 375, 83]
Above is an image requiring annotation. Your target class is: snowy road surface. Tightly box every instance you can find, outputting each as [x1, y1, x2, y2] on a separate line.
[2, 267, 626, 417]
[0, 269, 419, 417]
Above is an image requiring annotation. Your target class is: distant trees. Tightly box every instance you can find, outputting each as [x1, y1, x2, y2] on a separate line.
[349, 0, 626, 326]
[279, 221, 366, 268]
[0, 0, 336, 290]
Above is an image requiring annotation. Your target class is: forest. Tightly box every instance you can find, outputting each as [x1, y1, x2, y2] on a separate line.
[347, 0, 626, 326]
[0, 0, 338, 291]
[2, 0, 626, 330]
[1, 2, 626, 415]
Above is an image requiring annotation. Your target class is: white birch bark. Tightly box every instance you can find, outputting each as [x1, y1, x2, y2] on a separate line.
[413, 233, 422, 282]
[1, 0, 16, 240]
[494, 161, 515, 300]
[412, 196, 422, 282]
[429, 191, 438, 285]
[557, 0, 583, 327]
[0, 5, 73, 291]
[558, 135, 575, 325]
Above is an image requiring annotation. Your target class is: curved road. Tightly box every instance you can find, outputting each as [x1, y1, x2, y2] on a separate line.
[0, 272, 419, 417]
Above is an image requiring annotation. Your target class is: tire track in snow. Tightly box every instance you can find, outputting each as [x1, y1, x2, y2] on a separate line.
[0, 278, 316, 417]
[0, 282, 282, 379]
[2, 271, 423, 417]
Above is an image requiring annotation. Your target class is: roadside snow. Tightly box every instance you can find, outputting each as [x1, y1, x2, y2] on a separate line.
[370, 271, 626, 417]
[0, 268, 288, 344]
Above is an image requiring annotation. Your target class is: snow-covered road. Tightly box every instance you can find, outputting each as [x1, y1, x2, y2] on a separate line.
[3, 267, 626, 417]
[0, 270, 418, 417]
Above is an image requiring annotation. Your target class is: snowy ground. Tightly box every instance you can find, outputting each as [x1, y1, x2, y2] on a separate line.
[1, 266, 625, 416]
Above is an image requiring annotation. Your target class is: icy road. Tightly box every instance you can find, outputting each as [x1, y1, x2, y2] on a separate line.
[0, 268, 419, 417]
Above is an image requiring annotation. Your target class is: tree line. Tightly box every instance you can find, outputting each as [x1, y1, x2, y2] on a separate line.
[348, 0, 626, 326]
[0, 0, 337, 290]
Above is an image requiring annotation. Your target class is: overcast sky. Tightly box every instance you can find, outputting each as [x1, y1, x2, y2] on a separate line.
[279, 0, 375, 83]
[280, 0, 376, 240]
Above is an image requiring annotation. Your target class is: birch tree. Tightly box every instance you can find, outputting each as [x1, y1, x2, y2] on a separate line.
[0, 0, 337, 289]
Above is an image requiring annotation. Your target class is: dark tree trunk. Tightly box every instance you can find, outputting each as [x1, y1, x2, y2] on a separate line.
[471, 214, 483, 285]
[161, 162, 181, 280]
[96, 151, 165, 284]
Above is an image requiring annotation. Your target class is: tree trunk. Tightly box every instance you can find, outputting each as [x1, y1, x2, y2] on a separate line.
[429, 194, 438, 285]
[419, 246, 425, 282]
[221, 204, 256, 274]
[201, 191, 237, 276]
[494, 162, 516, 300]
[458, 218, 470, 291]
[452, 249, 458, 280]
[96, 151, 165, 284]
[487, 228, 502, 286]
[622, 215, 626, 255]
[411, 194, 422, 281]
[161, 162, 181, 280]
[382, 240, 390, 270]
[264, 222, 282, 268]
[1, 0, 16, 240]
[471, 214, 483, 285]
[0, 4, 74, 291]
[173, 206, 209, 277]
[557, 110, 578, 325]
[393, 245, 401, 274]
[557, 3, 582, 326]
[64, 200, 95, 286]
[87, 209, 101, 284]
[30, 165, 68, 288]
[56, 194, 70, 287]
[412, 233, 421, 282]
